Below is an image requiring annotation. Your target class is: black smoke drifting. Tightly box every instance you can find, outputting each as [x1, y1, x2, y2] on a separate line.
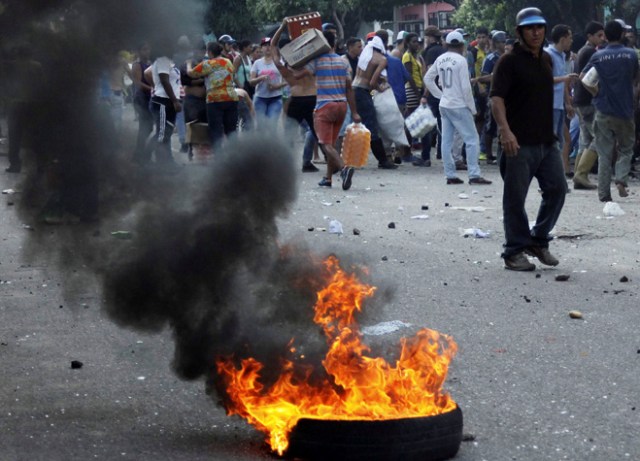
[3, 1, 386, 406]
[1, 0, 205, 223]
[101, 133, 329, 382]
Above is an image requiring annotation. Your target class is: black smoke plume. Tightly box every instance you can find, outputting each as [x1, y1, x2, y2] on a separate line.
[2, 1, 386, 404]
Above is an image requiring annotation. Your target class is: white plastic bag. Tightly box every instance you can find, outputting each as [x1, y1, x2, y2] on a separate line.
[581, 67, 599, 94]
[603, 201, 625, 217]
[372, 88, 409, 147]
[405, 104, 437, 138]
[329, 219, 344, 234]
[459, 227, 490, 238]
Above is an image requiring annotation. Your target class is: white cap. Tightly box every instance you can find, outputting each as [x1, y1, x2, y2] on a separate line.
[396, 30, 408, 43]
[445, 31, 465, 45]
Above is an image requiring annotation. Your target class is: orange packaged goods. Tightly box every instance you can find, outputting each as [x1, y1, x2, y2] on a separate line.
[285, 12, 322, 39]
[341, 123, 371, 167]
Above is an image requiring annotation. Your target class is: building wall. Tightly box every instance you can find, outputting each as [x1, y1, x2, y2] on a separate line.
[394, 3, 456, 37]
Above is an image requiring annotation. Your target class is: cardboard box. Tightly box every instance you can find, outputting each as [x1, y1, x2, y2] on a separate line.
[186, 121, 210, 145]
[280, 28, 331, 68]
[285, 12, 322, 40]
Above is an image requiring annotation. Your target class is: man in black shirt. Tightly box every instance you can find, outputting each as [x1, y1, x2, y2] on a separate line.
[491, 7, 567, 271]
[417, 25, 445, 164]
[572, 21, 605, 190]
[343, 37, 362, 77]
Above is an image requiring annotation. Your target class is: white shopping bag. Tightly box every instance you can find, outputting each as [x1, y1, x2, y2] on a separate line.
[373, 88, 410, 147]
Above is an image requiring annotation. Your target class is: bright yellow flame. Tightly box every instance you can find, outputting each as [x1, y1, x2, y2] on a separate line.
[216, 256, 457, 455]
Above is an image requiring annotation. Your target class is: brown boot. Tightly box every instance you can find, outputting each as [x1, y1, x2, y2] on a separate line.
[573, 149, 598, 190]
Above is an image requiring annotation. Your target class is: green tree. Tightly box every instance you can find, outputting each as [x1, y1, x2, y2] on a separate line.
[204, 0, 259, 40]
[453, 0, 626, 37]
[243, 0, 407, 38]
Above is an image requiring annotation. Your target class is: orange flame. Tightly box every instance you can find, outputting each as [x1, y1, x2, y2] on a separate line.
[216, 256, 457, 455]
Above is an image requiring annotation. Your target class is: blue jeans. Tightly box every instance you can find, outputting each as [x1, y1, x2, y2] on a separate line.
[303, 124, 315, 164]
[552, 109, 565, 151]
[440, 106, 481, 179]
[254, 96, 282, 123]
[176, 103, 186, 145]
[568, 113, 580, 157]
[499, 143, 567, 257]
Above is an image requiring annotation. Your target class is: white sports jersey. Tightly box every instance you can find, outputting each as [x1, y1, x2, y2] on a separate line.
[152, 56, 181, 99]
[424, 51, 476, 114]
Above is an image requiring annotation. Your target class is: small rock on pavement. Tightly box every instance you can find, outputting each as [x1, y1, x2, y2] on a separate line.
[70, 360, 83, 369]
[620, 276, 629, 282]
[568, 310, 583, 319]
[555, 274, 570, 282]
[381, 256, 388, 261]
[462, 433, 476, 442]
[421, 205, 429, 210]
[353, 228, 360, 235]
[388, 222, 396, 229]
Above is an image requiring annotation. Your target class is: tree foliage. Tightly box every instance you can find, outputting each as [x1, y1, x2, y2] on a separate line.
[453, 0, 640, 38]
[204, 0, 258, 40]
[206, 0, 407, 40]
[206, 0, 640, 43]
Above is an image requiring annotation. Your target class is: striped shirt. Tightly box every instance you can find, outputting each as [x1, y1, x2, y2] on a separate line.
[306, 53, 350, 109]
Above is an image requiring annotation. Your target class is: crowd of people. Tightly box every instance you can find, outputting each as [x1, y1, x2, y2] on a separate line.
[3, 7, 640, 269]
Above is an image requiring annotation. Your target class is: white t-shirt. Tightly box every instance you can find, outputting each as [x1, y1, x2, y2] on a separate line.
[250, 58, 282, 98]
[424, 51, 476, 114]
[152, 56, 181, 99]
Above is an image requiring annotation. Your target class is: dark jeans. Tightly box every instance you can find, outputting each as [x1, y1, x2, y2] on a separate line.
[184, 95, 207, 124]
[133, 94, 153, 163]
[206, 101, 238, 148]
[427, 94, 442, 159]
[286, 95, 317, 138]
[286, 95, 317, 164]
[499, 143, 567, 258]
[354, 87, 380, 141]
[148, 96, 177, 164]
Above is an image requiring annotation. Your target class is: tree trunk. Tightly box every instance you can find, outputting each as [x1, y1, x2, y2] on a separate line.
[331, 8, 344, 40]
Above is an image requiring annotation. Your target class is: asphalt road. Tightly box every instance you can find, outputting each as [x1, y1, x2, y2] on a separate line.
[1, 116, 639, 461]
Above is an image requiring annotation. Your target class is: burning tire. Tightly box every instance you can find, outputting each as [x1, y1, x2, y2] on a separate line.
[284, 406, 463, 461]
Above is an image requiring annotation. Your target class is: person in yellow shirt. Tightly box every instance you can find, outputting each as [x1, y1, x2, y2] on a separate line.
[401, 33, 424, 163]
[470, 27, 490, 155]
